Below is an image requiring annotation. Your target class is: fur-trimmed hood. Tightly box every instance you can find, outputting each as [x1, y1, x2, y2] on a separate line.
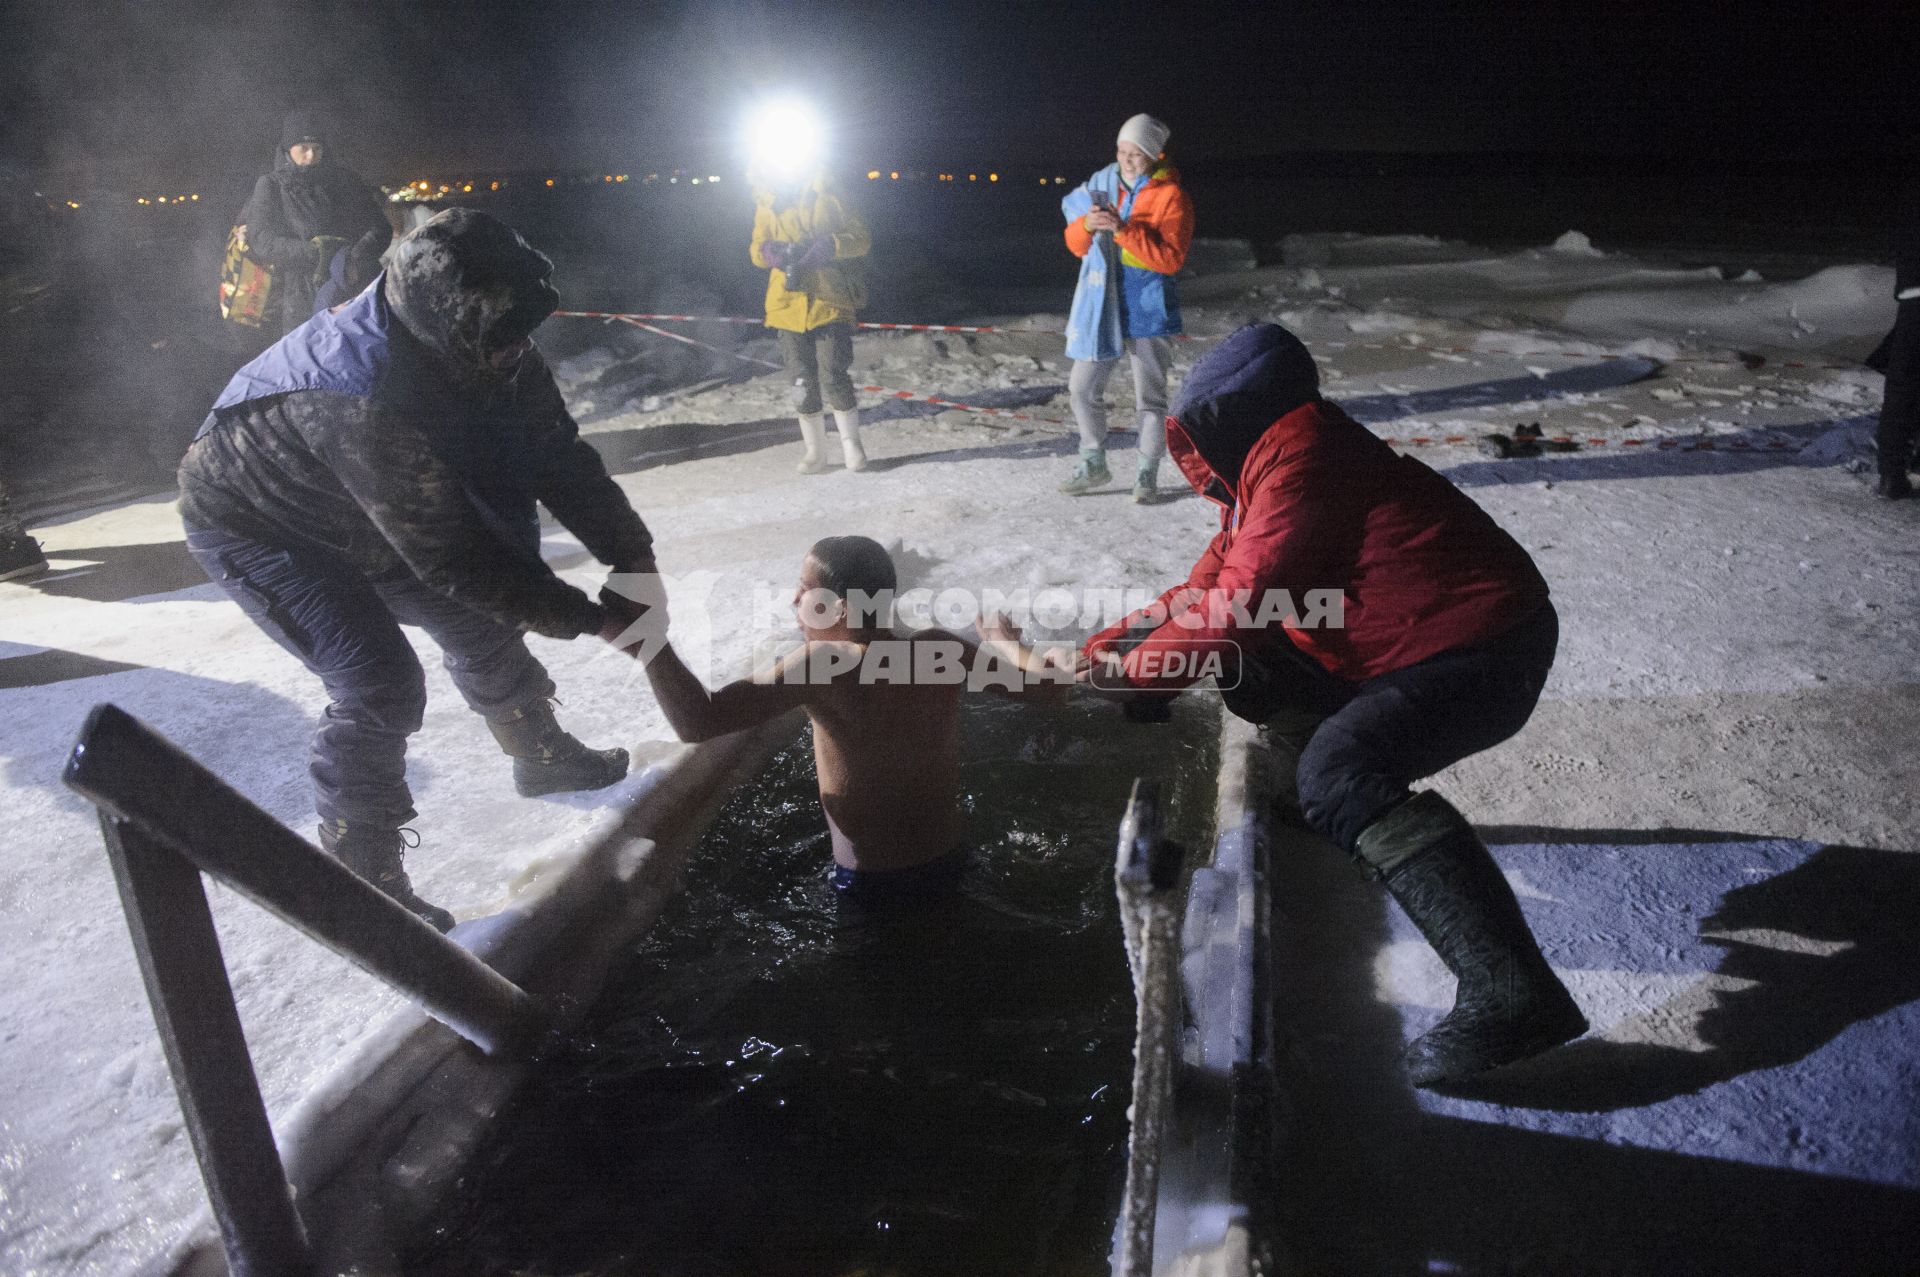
[382, 208, 560, 381]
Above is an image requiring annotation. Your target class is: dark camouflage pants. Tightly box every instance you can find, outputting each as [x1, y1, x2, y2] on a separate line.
[778, 323, 856, 415]
[185, 525, 554, 827]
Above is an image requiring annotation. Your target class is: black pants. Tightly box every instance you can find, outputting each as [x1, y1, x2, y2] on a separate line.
[1877, 299, 1920, 479]
[777, 322, 856, 414]
[1287, 603, 1559, 854]
[186, 526, 555, 827]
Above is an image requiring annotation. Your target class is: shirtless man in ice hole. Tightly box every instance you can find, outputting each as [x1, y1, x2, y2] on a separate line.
[625, 535, 1068, 904]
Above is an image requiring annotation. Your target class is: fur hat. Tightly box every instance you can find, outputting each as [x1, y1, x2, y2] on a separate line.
[384, 209, 560, 378]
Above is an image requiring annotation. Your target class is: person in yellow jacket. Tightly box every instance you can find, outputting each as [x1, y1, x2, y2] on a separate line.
[749, 173, 873, 473]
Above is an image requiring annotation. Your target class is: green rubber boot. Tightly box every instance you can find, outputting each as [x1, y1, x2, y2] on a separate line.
[1361, 793, 1587, 1088]
[1132, 455, 1162, 504]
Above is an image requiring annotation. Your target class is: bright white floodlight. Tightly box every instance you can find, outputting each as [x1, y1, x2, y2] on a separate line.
[743, 95, 825, 182]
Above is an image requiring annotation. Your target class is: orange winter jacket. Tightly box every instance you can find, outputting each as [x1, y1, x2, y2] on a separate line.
[1063, 164, 1194, 275]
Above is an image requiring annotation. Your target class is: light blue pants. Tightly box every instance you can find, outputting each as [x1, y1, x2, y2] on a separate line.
[1069, 337, 1173, 462]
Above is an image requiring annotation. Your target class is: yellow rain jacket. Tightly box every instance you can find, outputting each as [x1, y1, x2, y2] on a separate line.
[749, 176, 872, 333]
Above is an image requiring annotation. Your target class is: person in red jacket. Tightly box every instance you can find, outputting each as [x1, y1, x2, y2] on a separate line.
[1081, 322, 1586, 1088]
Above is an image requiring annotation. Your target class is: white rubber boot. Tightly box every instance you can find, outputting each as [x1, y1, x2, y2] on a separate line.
[796, 413, 829, 474]
[834, 408, 868, 472]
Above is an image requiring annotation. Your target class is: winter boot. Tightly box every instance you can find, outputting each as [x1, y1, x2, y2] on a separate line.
[1132, 456, 1162, 504]
[487, 698, 630, 798]
[1876, 470, 1914, 501]
[1360, 792, 1587, 1087]
[795, 413, 830, 475]
[319, 819, 455, 932]
[0, 532, 48, 583]
[834, 407, 868, 472]
[1058, 448, 1112, 496]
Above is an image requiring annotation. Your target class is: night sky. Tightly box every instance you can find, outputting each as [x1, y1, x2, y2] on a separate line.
[4, 0, 1914, 186]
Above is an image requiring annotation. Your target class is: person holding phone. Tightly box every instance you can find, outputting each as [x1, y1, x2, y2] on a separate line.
[1058, 114, 1195, 503]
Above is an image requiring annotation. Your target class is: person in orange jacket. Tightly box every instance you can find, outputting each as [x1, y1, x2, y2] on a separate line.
[1059, 113, 1195, 503]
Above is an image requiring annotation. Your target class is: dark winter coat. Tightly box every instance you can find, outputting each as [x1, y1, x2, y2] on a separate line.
[236, 120, 389, 333]
[1897, 176, 1920, 298]
[180, 209, 653, 640]
[1084, 323, 1549, 709]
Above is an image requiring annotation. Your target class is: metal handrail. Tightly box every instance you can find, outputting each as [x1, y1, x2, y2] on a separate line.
[63, 704, 547, 1277]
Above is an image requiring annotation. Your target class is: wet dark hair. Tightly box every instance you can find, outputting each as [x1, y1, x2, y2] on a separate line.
[806, 536, 897, 627]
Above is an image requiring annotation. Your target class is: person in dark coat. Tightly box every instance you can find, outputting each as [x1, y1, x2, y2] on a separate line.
[236, 108, 390, 335]
[1873, 182, 1920, 500]
[1080, 322, 1587, 1089]
[0, 470, 48, 582]
[179, 209, 657, 929]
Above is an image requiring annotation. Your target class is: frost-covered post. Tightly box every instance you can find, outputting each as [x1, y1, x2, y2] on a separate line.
[1114, 778, 1183, 1277]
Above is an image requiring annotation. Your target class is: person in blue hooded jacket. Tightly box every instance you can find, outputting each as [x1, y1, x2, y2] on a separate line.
[179, 210, 657, 930]
[1058, 113, 1195, 502]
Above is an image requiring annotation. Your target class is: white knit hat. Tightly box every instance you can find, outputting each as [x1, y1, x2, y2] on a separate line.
[1117, 113, 1170, 159]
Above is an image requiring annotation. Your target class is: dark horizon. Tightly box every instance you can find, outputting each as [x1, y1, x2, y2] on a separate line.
[5, 0, 1915, 190]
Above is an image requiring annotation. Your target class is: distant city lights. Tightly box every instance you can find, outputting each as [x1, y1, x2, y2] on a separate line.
[83, 162, 1062, 216]
[280, 162, 1084, 209]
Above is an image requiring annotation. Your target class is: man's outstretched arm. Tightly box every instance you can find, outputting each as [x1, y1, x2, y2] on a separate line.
[634, 639, 817, 743]
[970, 613, 1073, 704]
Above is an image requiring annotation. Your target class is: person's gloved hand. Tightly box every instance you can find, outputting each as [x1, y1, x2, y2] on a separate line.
[308, 235, 347, 285]
[760, 240, 792, 270]
[790, 235, 835, 273]
[598, 561, 668, 657]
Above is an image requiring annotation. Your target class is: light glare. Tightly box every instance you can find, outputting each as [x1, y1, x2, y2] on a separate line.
[743, 96, 825, 182]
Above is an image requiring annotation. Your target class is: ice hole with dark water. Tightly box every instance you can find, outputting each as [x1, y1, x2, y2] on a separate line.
[413, 693, 1221, 1277]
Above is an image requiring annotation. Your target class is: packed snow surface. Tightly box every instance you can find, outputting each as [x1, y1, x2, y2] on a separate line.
[0, 231, 1914, 1274]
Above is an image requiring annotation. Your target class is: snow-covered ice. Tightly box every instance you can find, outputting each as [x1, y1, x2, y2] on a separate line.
[1, 231, 1914, 1274]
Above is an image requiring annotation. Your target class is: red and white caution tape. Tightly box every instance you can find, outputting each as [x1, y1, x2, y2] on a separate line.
[557, 309, 1861, 372]
[575, 311, 1815, 455]
[559, 309, 1065, 336]
[595, 312, 1077, 427]
[611, 315, 781, 369]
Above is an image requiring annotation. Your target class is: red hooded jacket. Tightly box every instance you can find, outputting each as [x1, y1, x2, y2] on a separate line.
[1085, 325, 1549, 699]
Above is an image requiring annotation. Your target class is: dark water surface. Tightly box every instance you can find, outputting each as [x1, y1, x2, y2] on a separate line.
[414, 695, 1219, 1277]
